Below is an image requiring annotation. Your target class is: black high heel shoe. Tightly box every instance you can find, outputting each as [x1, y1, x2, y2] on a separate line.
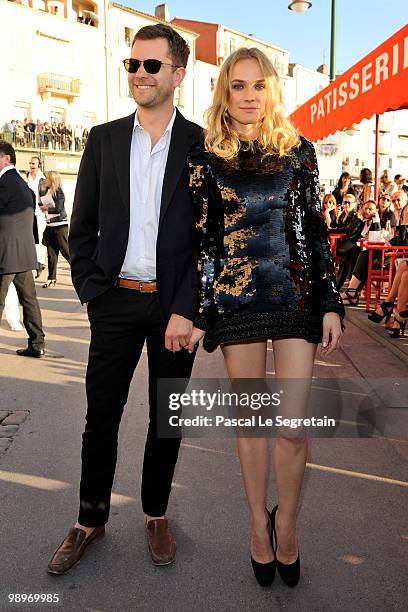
[368, 300, 394, 323]
[340, 287, 359, 306]
[250, 509, 276, 587]
[269, 505, 300, 587]
[389, 312, 408, 338]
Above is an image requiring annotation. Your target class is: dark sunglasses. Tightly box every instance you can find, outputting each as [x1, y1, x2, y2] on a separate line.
[380, 196, 391, 201]
[123, 58, 182, 74]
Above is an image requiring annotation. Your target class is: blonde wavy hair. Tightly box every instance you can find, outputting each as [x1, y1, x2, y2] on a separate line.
[204, 47, 300, 159]
[45, 171, 62, 197]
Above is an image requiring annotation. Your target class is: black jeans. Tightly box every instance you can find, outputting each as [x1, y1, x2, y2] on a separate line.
[42, 225, 70, 280]
[78, 286, 196, 527]
[0, 271, 45, 348]
[336, 245, 360, 289]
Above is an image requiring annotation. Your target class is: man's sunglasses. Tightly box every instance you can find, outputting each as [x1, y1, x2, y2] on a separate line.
[123, 58, 182, 74]
[380, 196, 391, 201]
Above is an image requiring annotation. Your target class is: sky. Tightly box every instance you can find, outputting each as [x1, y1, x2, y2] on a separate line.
[125, 0, 407, 74]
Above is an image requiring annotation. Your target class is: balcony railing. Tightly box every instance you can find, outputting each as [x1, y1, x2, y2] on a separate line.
[38, 73, 81, 100]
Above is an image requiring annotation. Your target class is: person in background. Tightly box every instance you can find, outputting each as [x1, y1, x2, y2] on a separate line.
[379, 169, 397, 197]
[368, 258, 408, 338]
[74, 125, 82, 152]
[35, 120, 44, 148]
[358, 168, 374, 207]
[391, 190, 407, 224]
[331, 171, 355, 207]
[394, 174, 408, 194]
[82, 126, 89, 148]
[321, 193, 338, 229]
[27, 156, 47, 277]
[40, 170, 70, 287]
[335, 200, 380, 291]
[43, 122, 52, 149]
[378, 193, 397, 234]
[336, 193, 357, 227]
[0, 140, 45, 357]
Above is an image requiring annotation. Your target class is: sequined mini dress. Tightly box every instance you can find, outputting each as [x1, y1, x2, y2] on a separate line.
[187, 137, 344, 353]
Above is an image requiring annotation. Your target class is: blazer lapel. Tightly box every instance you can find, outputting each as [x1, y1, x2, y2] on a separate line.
[110, 113, 134, 216]
[159, 109, 191, 227]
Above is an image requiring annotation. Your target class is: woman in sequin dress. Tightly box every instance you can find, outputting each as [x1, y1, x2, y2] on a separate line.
[186, 48, 344, 587]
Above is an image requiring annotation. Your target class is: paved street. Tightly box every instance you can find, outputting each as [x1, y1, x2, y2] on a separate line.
[0, 265, 407, 612]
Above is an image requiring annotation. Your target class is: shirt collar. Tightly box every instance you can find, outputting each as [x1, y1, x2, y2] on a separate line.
[0, 165, 15, 179]
[133, 107, 177, 137]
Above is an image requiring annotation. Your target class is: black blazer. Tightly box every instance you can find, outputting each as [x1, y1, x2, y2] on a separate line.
[44, 186, 68, 224]
[338, 215, 380, 243]
[0, 168, 37, 274]
[69, 110, 202, 322]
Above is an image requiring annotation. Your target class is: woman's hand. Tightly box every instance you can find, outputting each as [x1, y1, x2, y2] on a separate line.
[320, 312, 342, 356]
[186, 327, 206, 353]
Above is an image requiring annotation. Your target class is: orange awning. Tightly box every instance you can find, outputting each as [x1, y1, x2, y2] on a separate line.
[290, 24, 408, 142]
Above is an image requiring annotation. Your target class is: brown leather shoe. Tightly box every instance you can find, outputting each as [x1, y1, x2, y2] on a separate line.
[145, 517, 176, 565]
[47, 526, 105, 575]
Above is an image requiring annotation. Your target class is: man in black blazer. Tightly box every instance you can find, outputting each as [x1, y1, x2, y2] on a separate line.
[0, 141, 45, 357]
[48, 24, 202, 575]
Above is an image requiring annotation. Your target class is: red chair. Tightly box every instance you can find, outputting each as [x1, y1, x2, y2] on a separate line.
[365, 244, 408, 311]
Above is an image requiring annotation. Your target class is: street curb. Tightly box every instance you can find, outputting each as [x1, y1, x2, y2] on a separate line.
[346, 310, 408, 368]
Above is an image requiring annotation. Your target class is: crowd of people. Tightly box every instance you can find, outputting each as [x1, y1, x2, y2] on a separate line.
[321, 169, 408, 338]
[2, 119, 89, 152]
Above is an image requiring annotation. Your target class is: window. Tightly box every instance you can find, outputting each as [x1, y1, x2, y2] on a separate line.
[210, 77, 216, 92]
[50, 108, 65, 124]
[229, 38, 236, 54]
[388, 158, 392, 169]
[14, 102, 31, 122]
[124, 27, 134, 47]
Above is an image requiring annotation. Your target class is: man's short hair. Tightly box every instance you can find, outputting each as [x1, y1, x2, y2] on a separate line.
[0, 140, 16, 165]
[132, 24, 190, 68]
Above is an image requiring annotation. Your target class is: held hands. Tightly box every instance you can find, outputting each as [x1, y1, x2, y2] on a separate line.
[165, 314, 193, 352]
[320, 312, 342, 356]
[186, 327, 206, 353]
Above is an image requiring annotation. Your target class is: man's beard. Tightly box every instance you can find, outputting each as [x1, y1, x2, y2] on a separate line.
[132, 82, 174, 108]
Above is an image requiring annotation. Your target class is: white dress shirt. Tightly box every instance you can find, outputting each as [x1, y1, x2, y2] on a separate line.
[120, 108, 176, 281]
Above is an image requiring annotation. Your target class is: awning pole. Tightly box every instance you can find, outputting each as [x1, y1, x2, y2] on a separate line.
[374, 114, 379, 202]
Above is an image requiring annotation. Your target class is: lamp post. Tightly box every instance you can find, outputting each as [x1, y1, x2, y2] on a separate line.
[288, 0, 337, 81]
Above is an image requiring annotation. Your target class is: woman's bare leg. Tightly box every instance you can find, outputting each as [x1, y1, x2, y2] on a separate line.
[222, 341, 272, 563]
[396, 269, 408, 314]
[272, 338, 317, 564]
[384, 260, 407, 304]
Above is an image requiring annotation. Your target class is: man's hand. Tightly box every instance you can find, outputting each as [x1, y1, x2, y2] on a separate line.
[320, 312, 342, 356]
[186, 327, 206, 353]
[165, 314, 193, 352]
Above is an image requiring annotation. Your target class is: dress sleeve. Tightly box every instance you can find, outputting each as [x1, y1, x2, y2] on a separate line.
[187, 151, 221, 331]
[301, 139, 345, 319]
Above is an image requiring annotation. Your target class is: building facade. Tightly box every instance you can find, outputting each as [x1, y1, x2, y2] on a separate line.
[2, 1, 407, 203]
